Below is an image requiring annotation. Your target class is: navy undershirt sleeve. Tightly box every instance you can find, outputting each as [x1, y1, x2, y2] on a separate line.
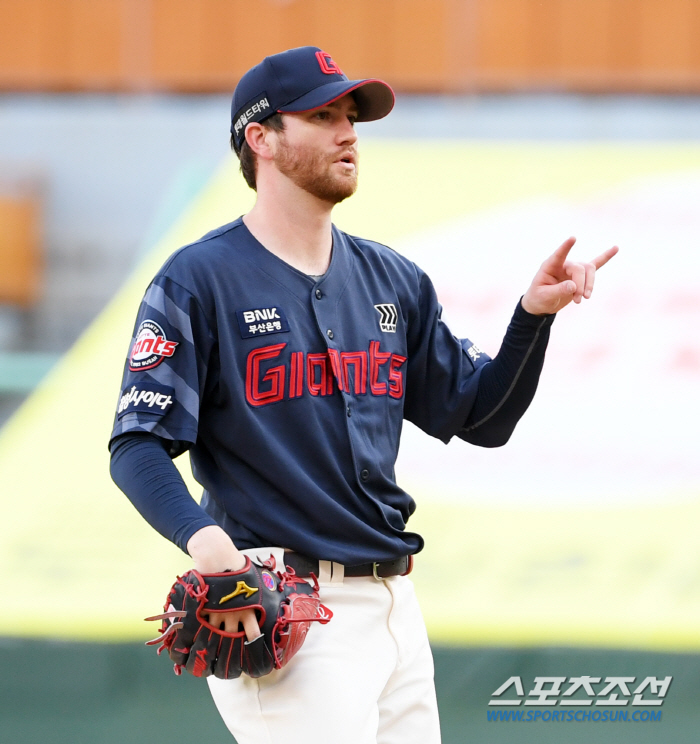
[109, 432, 217, 553]
[458, 300, 555, 447]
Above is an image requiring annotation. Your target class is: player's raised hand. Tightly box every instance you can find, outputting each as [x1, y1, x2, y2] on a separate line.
[521, 237, 618, 316]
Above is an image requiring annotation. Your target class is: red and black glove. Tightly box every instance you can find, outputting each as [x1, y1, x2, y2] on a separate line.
[145, 556, 332, 679]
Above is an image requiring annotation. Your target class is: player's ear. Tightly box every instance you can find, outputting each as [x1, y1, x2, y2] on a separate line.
[245, 122, 275, 161]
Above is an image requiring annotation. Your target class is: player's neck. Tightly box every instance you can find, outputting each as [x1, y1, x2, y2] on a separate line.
[244, 180, 334, 276]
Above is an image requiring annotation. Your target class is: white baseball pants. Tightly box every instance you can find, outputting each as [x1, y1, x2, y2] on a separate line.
[207, 550, 441, 744]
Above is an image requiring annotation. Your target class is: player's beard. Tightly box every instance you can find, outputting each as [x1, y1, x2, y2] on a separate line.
[273, 138, 358, 204]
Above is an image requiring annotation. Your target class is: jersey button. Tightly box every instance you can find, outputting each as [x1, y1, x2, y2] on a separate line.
[315, 289, 322, 300]
[326, 329, 334, 339]
[360, 469, 369, 481]
[346, 405, 351, 417]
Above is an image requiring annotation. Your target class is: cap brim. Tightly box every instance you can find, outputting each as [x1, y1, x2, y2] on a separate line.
[278, 79, 395, 121]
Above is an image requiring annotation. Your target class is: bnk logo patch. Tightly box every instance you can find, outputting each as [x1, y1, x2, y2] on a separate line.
[236, 306, 290, 339]
[129, 319, 178, 371]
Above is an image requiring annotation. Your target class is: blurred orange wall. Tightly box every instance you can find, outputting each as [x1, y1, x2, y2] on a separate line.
[1, 0, 700, 92]
[0, 195, 41, 307]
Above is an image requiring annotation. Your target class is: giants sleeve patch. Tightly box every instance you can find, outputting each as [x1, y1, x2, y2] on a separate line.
[129, 319, 179, 371]
[236, 307, 290, 339]
[117, 382, 175, 419]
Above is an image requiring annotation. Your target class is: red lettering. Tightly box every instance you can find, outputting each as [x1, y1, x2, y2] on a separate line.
[369, 341, 391, 395]
[315, 51, 343, 75]
[246, 343, 287, 406]
[307, 353, 334, 396]
[340, 351, 368, 394]
[161, 340, 178, 357]
[327, 349, 343, 391]
[131, 336, 178, 358]
[245, 342, 404, 408]
[388, 354, 406, 399]
[289, 351, 304, 398]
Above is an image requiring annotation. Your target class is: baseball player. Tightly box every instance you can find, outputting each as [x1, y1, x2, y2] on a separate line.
[109, 46, 617, 744]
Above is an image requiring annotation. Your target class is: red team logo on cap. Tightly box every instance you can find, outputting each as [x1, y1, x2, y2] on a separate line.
[315, 51, 342, 75]
[129, 319, 179, 371]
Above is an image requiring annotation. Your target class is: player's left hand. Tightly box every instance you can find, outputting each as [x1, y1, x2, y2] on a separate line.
[187, 525, 262, 642]
[521, 237, 618, 316]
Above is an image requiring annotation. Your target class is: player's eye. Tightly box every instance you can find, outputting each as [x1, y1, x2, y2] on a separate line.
[314, 110, 330, 120]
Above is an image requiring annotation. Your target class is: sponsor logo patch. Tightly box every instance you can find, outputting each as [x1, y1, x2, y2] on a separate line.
[236, 306, 290, 339]
[261, 571, 276, 591]
[233, 93, 271, 136]
[129, 319, 179, 371]
[374, 303, 398, 333]
[117, 382, 175, 419]
[219, 581, 258, 603]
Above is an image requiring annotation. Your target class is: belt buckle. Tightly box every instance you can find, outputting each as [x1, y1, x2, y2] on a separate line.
[372, 561, 386, 581]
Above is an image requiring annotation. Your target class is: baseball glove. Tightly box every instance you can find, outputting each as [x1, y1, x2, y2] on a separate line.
[145, 555, 332, 679]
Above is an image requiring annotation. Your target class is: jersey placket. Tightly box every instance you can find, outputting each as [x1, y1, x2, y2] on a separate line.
[308, 233, 369, 489]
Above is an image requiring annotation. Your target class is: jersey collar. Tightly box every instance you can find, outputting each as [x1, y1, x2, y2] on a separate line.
[234, 218, 355, 301]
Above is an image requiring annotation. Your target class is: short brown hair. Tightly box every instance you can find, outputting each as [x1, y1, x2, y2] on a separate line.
[231, 113, 285, 190]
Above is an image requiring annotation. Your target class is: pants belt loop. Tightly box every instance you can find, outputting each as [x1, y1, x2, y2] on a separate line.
[318, 560, 346, 584]
[318, 560, 333, 584]
[331, 561, 345, 584]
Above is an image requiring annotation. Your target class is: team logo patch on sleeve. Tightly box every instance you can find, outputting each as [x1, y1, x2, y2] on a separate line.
[236, 307, 290, 339]
[129, 320, 179, 371]
[117, 382, 175, 419]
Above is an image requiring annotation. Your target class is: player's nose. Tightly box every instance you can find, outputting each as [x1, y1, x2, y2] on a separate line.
[335, 117, 358, 147]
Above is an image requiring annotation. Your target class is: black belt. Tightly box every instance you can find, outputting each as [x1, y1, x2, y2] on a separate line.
[283, 552, 413, 579]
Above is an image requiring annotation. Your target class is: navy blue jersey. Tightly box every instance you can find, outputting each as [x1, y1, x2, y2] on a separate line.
[110, 218, 492, 564]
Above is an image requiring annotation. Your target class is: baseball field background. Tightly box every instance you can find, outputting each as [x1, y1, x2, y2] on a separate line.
[2, 136, 700, 742]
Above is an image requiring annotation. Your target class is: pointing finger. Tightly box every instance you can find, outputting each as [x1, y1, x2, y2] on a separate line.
[591, 245, 619, 270]
[549, 237, 577, 265]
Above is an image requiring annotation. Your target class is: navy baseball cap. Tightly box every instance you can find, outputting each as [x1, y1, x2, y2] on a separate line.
[230, 46, 395, 151]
